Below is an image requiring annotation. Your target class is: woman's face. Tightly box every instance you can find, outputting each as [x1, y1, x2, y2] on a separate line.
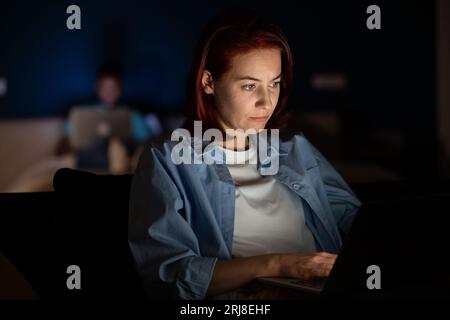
[202, 48, 282, 133]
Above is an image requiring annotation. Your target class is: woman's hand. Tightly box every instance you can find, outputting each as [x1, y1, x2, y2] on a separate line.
[207, 252, 337, 297]
[274, 252, 337, 280]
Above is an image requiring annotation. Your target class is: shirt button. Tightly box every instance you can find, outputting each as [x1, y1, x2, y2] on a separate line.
[292, 183, 301, 190]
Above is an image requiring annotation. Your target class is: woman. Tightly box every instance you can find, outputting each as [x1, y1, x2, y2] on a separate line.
[128, 9, 361, 300]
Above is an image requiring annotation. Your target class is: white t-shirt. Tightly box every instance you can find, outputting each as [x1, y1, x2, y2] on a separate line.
[216, 141, 317, 258]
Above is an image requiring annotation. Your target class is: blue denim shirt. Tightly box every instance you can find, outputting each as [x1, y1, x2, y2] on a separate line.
[128, 133, 362, 300]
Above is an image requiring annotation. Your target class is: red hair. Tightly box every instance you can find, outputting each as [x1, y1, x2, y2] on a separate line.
[183, 9, 294, 133]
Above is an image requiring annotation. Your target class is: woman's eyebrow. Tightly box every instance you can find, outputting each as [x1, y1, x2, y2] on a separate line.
[235, 73, 282, 81]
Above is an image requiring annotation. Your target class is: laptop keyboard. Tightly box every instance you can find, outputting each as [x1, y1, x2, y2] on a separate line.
[289, 278, 327, 289]
[258, 277, 327, 293]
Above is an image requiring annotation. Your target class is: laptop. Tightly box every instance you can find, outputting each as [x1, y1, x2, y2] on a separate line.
[69, 107, 132, 150]
[258, 193, 450, 298]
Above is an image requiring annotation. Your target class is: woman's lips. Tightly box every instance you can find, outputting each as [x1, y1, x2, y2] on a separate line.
[250, 116, 268, 122]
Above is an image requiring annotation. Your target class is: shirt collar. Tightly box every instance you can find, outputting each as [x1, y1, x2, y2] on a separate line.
[189, 133, 288, 163]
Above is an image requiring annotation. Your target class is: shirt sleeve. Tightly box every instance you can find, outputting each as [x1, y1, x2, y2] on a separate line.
[131, 111, 152, 142]
[305, 138, 362, 234]
[128, 145, 217, 300]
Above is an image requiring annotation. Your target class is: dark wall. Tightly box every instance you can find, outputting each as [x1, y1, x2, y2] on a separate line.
[0, 0, 438, 177]
[0, 1, 435, 115]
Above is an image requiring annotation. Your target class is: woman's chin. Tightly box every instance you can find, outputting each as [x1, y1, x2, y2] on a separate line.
[241, 123, 266, 132]
[254, 125, 268, 133]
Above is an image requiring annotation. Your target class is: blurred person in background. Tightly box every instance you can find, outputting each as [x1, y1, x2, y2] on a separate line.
[57, 65, 161, 174]
[5, 67, 162, 193]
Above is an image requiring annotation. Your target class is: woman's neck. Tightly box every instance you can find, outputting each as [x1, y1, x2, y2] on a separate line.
[218, 134, 249, 151]
[216, 121, 251, 151]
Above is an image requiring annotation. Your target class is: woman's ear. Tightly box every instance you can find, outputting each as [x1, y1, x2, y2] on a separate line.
[201, 70, 214, 95]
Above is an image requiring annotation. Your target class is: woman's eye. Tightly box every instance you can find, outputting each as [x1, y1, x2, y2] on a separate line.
[242, 84, 255, 91]
[270, 81, 281, 88]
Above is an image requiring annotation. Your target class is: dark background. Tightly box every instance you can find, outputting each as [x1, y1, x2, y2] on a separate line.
[0, 0, 439, 179]
[1, 0, 450, 302]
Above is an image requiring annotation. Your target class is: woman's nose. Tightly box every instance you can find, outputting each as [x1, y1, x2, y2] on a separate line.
[255, 87, 272, 109]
